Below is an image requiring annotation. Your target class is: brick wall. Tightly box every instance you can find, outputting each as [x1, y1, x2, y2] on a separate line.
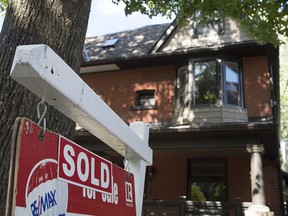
[243, 56, 272, 118]
[264, 159, 283, 215]
[81, 56, 272, 123]
[81, 65, 175, 124]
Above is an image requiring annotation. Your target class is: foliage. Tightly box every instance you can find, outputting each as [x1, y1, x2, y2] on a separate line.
[208, 182, 227, 201]
[115, 0, 288, 46]
[280, 37, 288, 143]
[191, 185, 206, 202]
[0, 0, 8, 13]
[194, 61, 218, 105]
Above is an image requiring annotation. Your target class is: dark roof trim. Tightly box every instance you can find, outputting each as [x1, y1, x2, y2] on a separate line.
[81, 41, 261, 68]
[149, 19, 178, 54]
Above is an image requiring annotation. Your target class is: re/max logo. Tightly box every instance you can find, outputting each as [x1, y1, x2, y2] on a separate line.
[30, 190, 58, 216]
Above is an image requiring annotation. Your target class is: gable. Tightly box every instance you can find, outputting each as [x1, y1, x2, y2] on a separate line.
[155, 18, 254, 53]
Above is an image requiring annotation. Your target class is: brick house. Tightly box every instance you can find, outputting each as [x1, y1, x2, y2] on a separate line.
[77, 18, 283, 215]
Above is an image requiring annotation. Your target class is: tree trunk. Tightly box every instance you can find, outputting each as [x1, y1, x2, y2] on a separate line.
[0, 0, 91, 214]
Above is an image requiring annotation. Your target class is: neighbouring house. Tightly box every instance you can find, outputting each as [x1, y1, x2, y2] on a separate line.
[77, 17, 283, 215]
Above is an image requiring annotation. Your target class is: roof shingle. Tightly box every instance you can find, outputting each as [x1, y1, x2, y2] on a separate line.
[84, 23, 170, 61]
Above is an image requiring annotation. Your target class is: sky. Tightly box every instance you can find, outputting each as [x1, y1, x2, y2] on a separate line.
[0, 0, 173, 37]
[87, 0, 174, 36]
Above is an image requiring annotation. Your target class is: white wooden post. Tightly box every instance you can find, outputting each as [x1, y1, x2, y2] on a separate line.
[127, 122, 149, 216]
[10, 44, 152, 215]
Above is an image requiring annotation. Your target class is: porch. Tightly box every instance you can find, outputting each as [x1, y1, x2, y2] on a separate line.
[142, 199, 252, 216]
[143, 199, 288, 216]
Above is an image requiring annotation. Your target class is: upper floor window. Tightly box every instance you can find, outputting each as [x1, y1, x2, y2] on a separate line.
[176, 58, 242, 108]
[131, 89, 157, 110]
[192, 11, 225, 37]
[224, 61, 241, 106]
[194, 60, 219, 105]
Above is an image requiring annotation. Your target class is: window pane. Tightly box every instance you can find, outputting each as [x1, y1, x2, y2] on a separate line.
[177, 66, 190, 108]
[225, 61, 240, 105]
[194, 61, 219, 105]
[189, 160, 227, 202]
[136, 90, 155, 108]
[191, 182, 227, 202]
[139, 95, 155, 107]
[190, 162, 226, 177]
[193, 11, 224, 36]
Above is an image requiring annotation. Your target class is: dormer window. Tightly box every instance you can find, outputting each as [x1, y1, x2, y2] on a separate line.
[192, 11, 225, 37]
[102, 38, 119, 48]
[193, 18, 225, 36]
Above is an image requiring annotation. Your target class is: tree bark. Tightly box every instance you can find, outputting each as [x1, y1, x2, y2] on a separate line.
[0, 0, 91, 214]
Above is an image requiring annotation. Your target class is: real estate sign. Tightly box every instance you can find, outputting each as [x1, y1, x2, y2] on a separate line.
[8, 118, 136, 215]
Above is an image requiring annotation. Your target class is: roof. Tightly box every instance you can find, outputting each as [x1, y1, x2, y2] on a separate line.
[83, 17, 259, 67]
[84, 23, 171, 61]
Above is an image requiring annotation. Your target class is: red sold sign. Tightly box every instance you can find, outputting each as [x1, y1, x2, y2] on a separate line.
[58, 136, 113, 194]
[8, 118, 136, 216]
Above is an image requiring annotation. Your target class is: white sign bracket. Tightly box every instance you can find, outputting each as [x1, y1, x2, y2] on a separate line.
[10, 44, 152, 216]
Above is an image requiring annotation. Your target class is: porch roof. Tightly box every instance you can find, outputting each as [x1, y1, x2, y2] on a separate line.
[75, 121, 279, 159]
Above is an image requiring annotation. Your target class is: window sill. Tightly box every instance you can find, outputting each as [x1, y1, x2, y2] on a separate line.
[130, 105, 157, 111]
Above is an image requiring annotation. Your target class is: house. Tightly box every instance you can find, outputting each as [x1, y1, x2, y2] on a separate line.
[77, 17, 283, 215]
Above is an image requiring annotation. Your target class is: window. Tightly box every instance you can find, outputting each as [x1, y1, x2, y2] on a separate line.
[102, 38, 119, 48]
[176, 58, 242, 108]
[194, 60, 220, 105]
[188, 159, 227, 202]
[176, 66, 190, 108]
[225, 61, 241, 105]
[131, 90, 156, 110]
[192, 11, 225, 37]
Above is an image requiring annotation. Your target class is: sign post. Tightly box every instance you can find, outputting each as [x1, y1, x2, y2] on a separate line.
[8, 44, 152, 216]
[128, 122, 149, 216]
[10, 44, 152, 164]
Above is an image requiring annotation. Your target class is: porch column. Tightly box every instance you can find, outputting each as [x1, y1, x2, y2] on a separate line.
[245, 144, 274, 216]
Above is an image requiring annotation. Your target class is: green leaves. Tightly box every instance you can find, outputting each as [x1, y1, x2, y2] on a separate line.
[280, 37, 288, 142]
[116, 0, 288, 46]
[0, 0, 8, 15]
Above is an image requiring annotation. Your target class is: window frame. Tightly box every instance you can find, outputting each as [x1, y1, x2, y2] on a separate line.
[222, 60, 243, 107]
[184, 57, 243, 107]
[187, 158, 228, 202]
[176, 65, 192, 109]
[192, 11, 225, 37]
[192, 59, 222, 106]
[130, 89, 157, 110]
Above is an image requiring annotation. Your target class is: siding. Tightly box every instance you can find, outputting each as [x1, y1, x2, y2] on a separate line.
[160, 18, 253, 52]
